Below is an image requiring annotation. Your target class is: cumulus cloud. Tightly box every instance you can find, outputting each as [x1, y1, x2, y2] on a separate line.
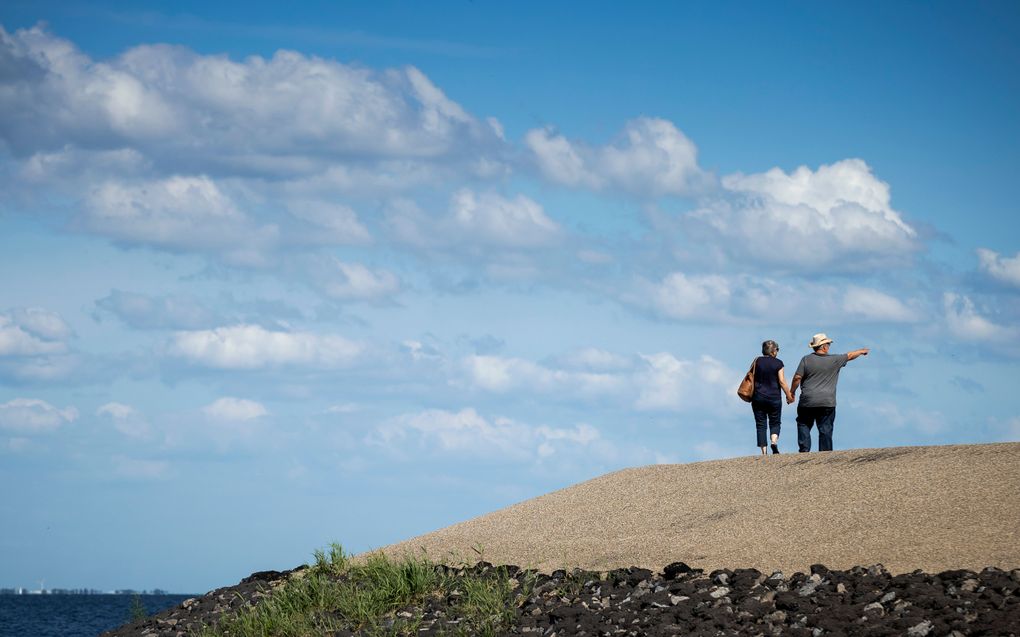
[96, 290, 218, 330]
[625, 271, 929, 328]
[0, 308, 77, 383]
[549, 347, 633, 372]
[977, 248, 1020, 288]
[167, 324, 362, 369]
[525, 117, 711, 196]
[202, 397, 268, 422]
[0, 398, 78, 433]
[373, 407, 599, 461]
[310, 258, 401, 302]
[641, 272, 733, 321]
[449, 189, 560, 247]
[943, 293, 1017, 342]
[0, 312, 68, 356]
[626, 272, 817, 324]
[634, 353, 732, 412]
[8, 307, 73, 341]
[462, 355, 625, 397]
[82, 175, 280, 264]
[1, 24, 510, 265]
[286, 200, 371, 245]
[0, 25, 504, 170]
[841, 286, 919, 323]
[387, 190, 560, 251]
[97, 402, 150, 438]
[459, 349, 735, 415]
[689, 159, 919, 269]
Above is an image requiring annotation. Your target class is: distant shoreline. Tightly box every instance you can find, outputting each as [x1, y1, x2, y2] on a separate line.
[0, 589, 190, 596]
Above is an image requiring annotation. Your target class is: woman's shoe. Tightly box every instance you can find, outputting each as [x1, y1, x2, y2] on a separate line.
[771, 444, 780, 454]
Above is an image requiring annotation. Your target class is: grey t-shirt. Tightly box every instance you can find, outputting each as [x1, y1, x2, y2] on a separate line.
[795, 353, 849, 408]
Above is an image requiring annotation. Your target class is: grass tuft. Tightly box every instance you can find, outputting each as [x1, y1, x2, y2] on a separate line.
[195, 544, 527, 637]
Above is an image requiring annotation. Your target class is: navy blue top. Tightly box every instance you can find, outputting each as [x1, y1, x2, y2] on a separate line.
[752, 356, 784, 401]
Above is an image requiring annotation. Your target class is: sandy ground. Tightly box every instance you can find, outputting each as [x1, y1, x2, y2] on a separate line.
[378, 443, 1020, 576]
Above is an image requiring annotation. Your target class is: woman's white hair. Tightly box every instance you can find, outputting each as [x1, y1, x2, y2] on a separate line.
[762, 340, 779, 356]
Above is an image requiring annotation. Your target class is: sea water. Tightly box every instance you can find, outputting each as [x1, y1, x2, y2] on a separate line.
[0, 594, 193, 637]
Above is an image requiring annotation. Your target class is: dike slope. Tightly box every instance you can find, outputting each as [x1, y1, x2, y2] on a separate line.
[381, 442, 1020, 576]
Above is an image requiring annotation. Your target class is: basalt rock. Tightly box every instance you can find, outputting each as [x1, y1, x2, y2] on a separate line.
[102, 563, 1020, 636]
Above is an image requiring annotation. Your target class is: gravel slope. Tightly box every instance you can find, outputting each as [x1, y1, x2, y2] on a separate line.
[379, 443, 1020, 575]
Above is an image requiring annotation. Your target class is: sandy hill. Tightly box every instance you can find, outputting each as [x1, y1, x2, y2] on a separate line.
[381, 443, 1020, 576]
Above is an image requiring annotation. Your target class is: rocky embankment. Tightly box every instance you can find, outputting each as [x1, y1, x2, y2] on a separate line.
[104, 561, 1019, 636]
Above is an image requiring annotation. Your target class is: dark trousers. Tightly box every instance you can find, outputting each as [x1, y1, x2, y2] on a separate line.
[797, 405, 835, 452]
[751, 397, 782, 447]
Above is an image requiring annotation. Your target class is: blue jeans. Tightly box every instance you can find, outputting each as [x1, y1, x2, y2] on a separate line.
[751, 398, 782, 447]
[797, 405, 835, 452]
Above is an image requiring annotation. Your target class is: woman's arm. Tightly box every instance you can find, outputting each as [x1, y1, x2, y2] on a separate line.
[778, 367, 794, 404]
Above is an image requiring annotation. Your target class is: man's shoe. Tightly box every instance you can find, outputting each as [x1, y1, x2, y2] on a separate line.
[771, 444, 780, 454]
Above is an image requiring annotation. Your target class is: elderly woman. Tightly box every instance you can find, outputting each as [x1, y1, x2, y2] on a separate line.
[752, 340, 794, 455]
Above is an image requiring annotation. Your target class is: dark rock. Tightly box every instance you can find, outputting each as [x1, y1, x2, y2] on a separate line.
[662, 561, 695, 580]
[101, 561, 1020, 637]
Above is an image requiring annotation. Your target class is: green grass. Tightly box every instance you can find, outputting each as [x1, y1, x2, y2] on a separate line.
[194, 544, 532, 637]
[129, 594, 148, 623]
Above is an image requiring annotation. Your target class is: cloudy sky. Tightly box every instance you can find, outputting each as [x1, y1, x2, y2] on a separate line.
[1, 1, 1018, 593]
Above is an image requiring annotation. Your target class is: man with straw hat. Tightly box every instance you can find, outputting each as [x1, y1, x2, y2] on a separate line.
[788, 333, 869, 452]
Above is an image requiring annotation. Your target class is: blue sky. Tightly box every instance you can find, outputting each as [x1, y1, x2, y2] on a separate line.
[1, 1, 1018, 594]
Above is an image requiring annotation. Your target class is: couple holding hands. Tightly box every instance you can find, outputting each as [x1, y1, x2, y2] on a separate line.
[746, 333, 869, 455]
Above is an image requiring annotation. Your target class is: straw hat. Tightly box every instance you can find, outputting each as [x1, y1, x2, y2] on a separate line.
[809, 333, 833, 349]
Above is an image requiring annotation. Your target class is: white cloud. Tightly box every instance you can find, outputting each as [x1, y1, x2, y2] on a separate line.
[202, 397, 268, 422]
[550, 347, 633, 372]
[462, 355, 624, 396]
[82, 176, 279, 263]
[977, 248, 1020, 288]
[841, 286, 918, 323]
[168, 324, 362, 369]
[525, 117, 710, 196]
[402, 340, 443, 362]
[943, 293, 1016, 342]
[524, 128, 596, 189]
[448, 189, 560, 248]
[634, 353, 733, 412]
[626, 272, 811, 324]
[374, 407, 600, 461]
[0, 25, 502, 170]
[385, 189, 561, 253]
[643, 272, 732, 321]
[0, 398, 78, 433]
[625, 271, 930, 328]
[0, 309, 77, 383]
[690, 159, 919, 268]
[96, 290, 217, 330]
[97, 402, 151, 438]
[461, 349, 736, 415]
[97, 402, 136, 419]
[286, 200, 371, 245]
[312, 258, 401, 302]
[9, 308, 72, 341]
[0, 313, 68, 356]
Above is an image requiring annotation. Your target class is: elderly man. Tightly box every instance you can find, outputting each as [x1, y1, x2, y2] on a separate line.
[788, 333, 869, 452]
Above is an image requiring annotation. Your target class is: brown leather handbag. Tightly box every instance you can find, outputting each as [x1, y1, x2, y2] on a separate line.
[736, 357, 757, 402]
